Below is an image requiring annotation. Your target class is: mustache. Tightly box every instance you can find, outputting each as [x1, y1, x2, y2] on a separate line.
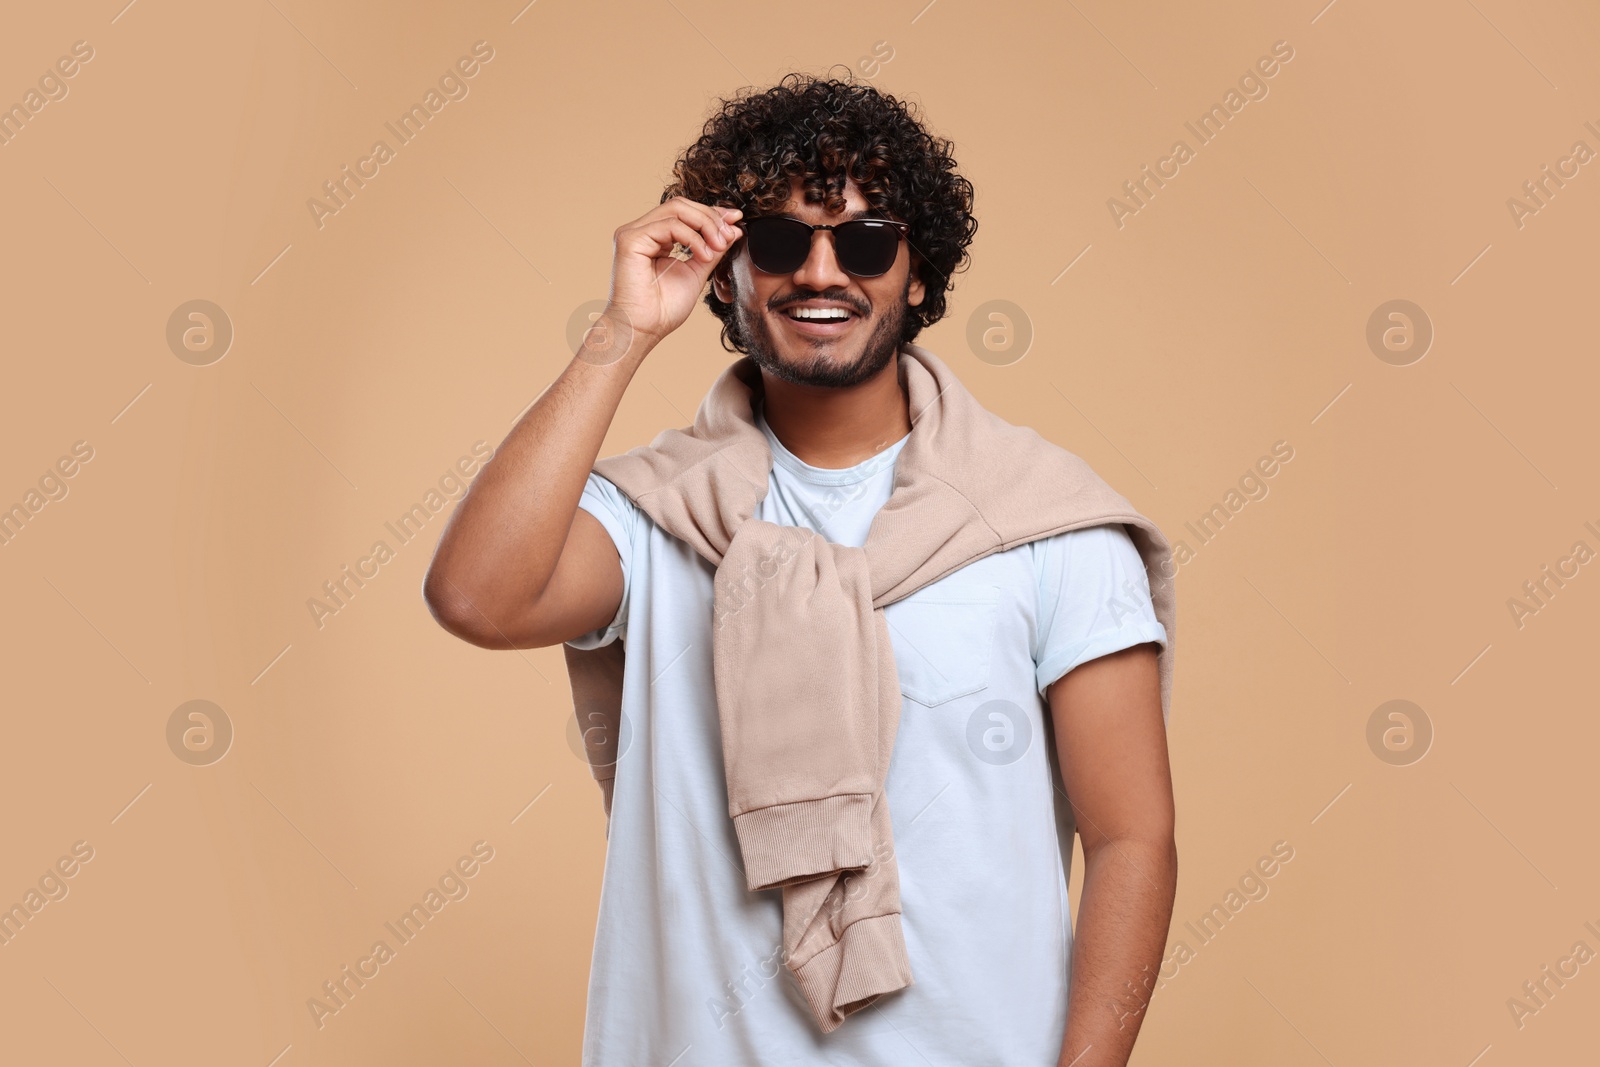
[770, 291, 869, 316]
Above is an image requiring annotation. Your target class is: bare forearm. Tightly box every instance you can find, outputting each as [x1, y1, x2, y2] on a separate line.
[1058, 835, 1177, 1067]
[424, 325, 648, 629]
[424, 197, 740, 643]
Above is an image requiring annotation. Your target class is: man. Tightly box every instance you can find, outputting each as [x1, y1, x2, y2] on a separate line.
[424, 73, 1176, 1067]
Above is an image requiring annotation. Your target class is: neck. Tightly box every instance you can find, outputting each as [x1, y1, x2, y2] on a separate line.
[757, 352, 912, 470]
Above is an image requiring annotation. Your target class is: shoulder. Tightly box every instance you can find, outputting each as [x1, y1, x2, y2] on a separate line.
[1029, 522, 1146, 584]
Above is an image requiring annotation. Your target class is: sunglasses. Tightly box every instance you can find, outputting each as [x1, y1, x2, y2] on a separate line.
[732, 215, 910, 278]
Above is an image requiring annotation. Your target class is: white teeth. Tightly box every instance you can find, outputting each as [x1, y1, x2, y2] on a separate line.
[786, 308, 851, 321]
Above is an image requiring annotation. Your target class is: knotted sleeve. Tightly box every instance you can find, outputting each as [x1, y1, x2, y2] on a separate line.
[711, 521, 884, 890]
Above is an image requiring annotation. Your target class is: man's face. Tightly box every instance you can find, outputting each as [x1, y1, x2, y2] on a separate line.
[712, 177, 925, 389]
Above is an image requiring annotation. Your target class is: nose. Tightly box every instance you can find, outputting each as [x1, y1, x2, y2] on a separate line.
[789, 230, 852, 292]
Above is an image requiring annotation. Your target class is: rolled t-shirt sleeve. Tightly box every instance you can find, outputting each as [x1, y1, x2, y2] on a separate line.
[1032, 523, 1168, 698]
[564, 472, 636, 650]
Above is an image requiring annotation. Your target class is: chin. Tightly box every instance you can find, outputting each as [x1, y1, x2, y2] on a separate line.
[737, 304, 903, 389]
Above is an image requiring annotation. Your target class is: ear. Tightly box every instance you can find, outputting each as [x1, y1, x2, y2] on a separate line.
[712, 258, 734, 304]
[906, 256, 926, 309]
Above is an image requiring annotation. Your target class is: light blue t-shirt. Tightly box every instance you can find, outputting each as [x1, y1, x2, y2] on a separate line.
[567, 402, 1166, 1066]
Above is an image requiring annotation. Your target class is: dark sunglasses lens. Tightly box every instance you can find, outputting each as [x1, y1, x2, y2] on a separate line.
[835, 221, 901, 276]
[744, 217, 813, 274]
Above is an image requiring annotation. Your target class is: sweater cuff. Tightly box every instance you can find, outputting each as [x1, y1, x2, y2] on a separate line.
[792, 912, 914, 1033]
[732, 794, 875, 891]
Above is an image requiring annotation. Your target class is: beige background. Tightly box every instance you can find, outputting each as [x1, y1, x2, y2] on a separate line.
[2, 0, 1596, 1063]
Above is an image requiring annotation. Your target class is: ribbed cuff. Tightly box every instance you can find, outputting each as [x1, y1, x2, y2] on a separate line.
[732, 794, 875, 891]
[792, 912, 914, 1034]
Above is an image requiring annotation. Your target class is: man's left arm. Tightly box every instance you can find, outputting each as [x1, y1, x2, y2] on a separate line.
[1048, 642, 1176, 1067]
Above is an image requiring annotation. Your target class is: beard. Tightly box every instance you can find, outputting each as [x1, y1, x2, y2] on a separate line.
[730, 274, 911, 389]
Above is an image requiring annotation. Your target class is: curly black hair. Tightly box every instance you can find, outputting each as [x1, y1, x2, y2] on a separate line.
[660, 69, 977, 354]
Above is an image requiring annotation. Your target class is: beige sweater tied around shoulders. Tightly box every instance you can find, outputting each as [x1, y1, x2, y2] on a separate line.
[563, 342, 1176, 1034]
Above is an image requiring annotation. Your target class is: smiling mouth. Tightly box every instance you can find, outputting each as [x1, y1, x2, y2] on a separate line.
[780, 307, 857, 323]
[777, 308, 862, 339]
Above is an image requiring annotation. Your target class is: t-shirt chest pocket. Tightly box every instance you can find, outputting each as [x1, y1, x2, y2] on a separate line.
[883, 581, 1002, 707]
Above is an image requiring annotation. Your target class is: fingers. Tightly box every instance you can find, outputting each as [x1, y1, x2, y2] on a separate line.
[668, 197, 743, 261]
[665, 216, 724, 264]
[679, 197, 743, 250]
[626, 216, 720, 266]
[617, 197, 742, 264]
